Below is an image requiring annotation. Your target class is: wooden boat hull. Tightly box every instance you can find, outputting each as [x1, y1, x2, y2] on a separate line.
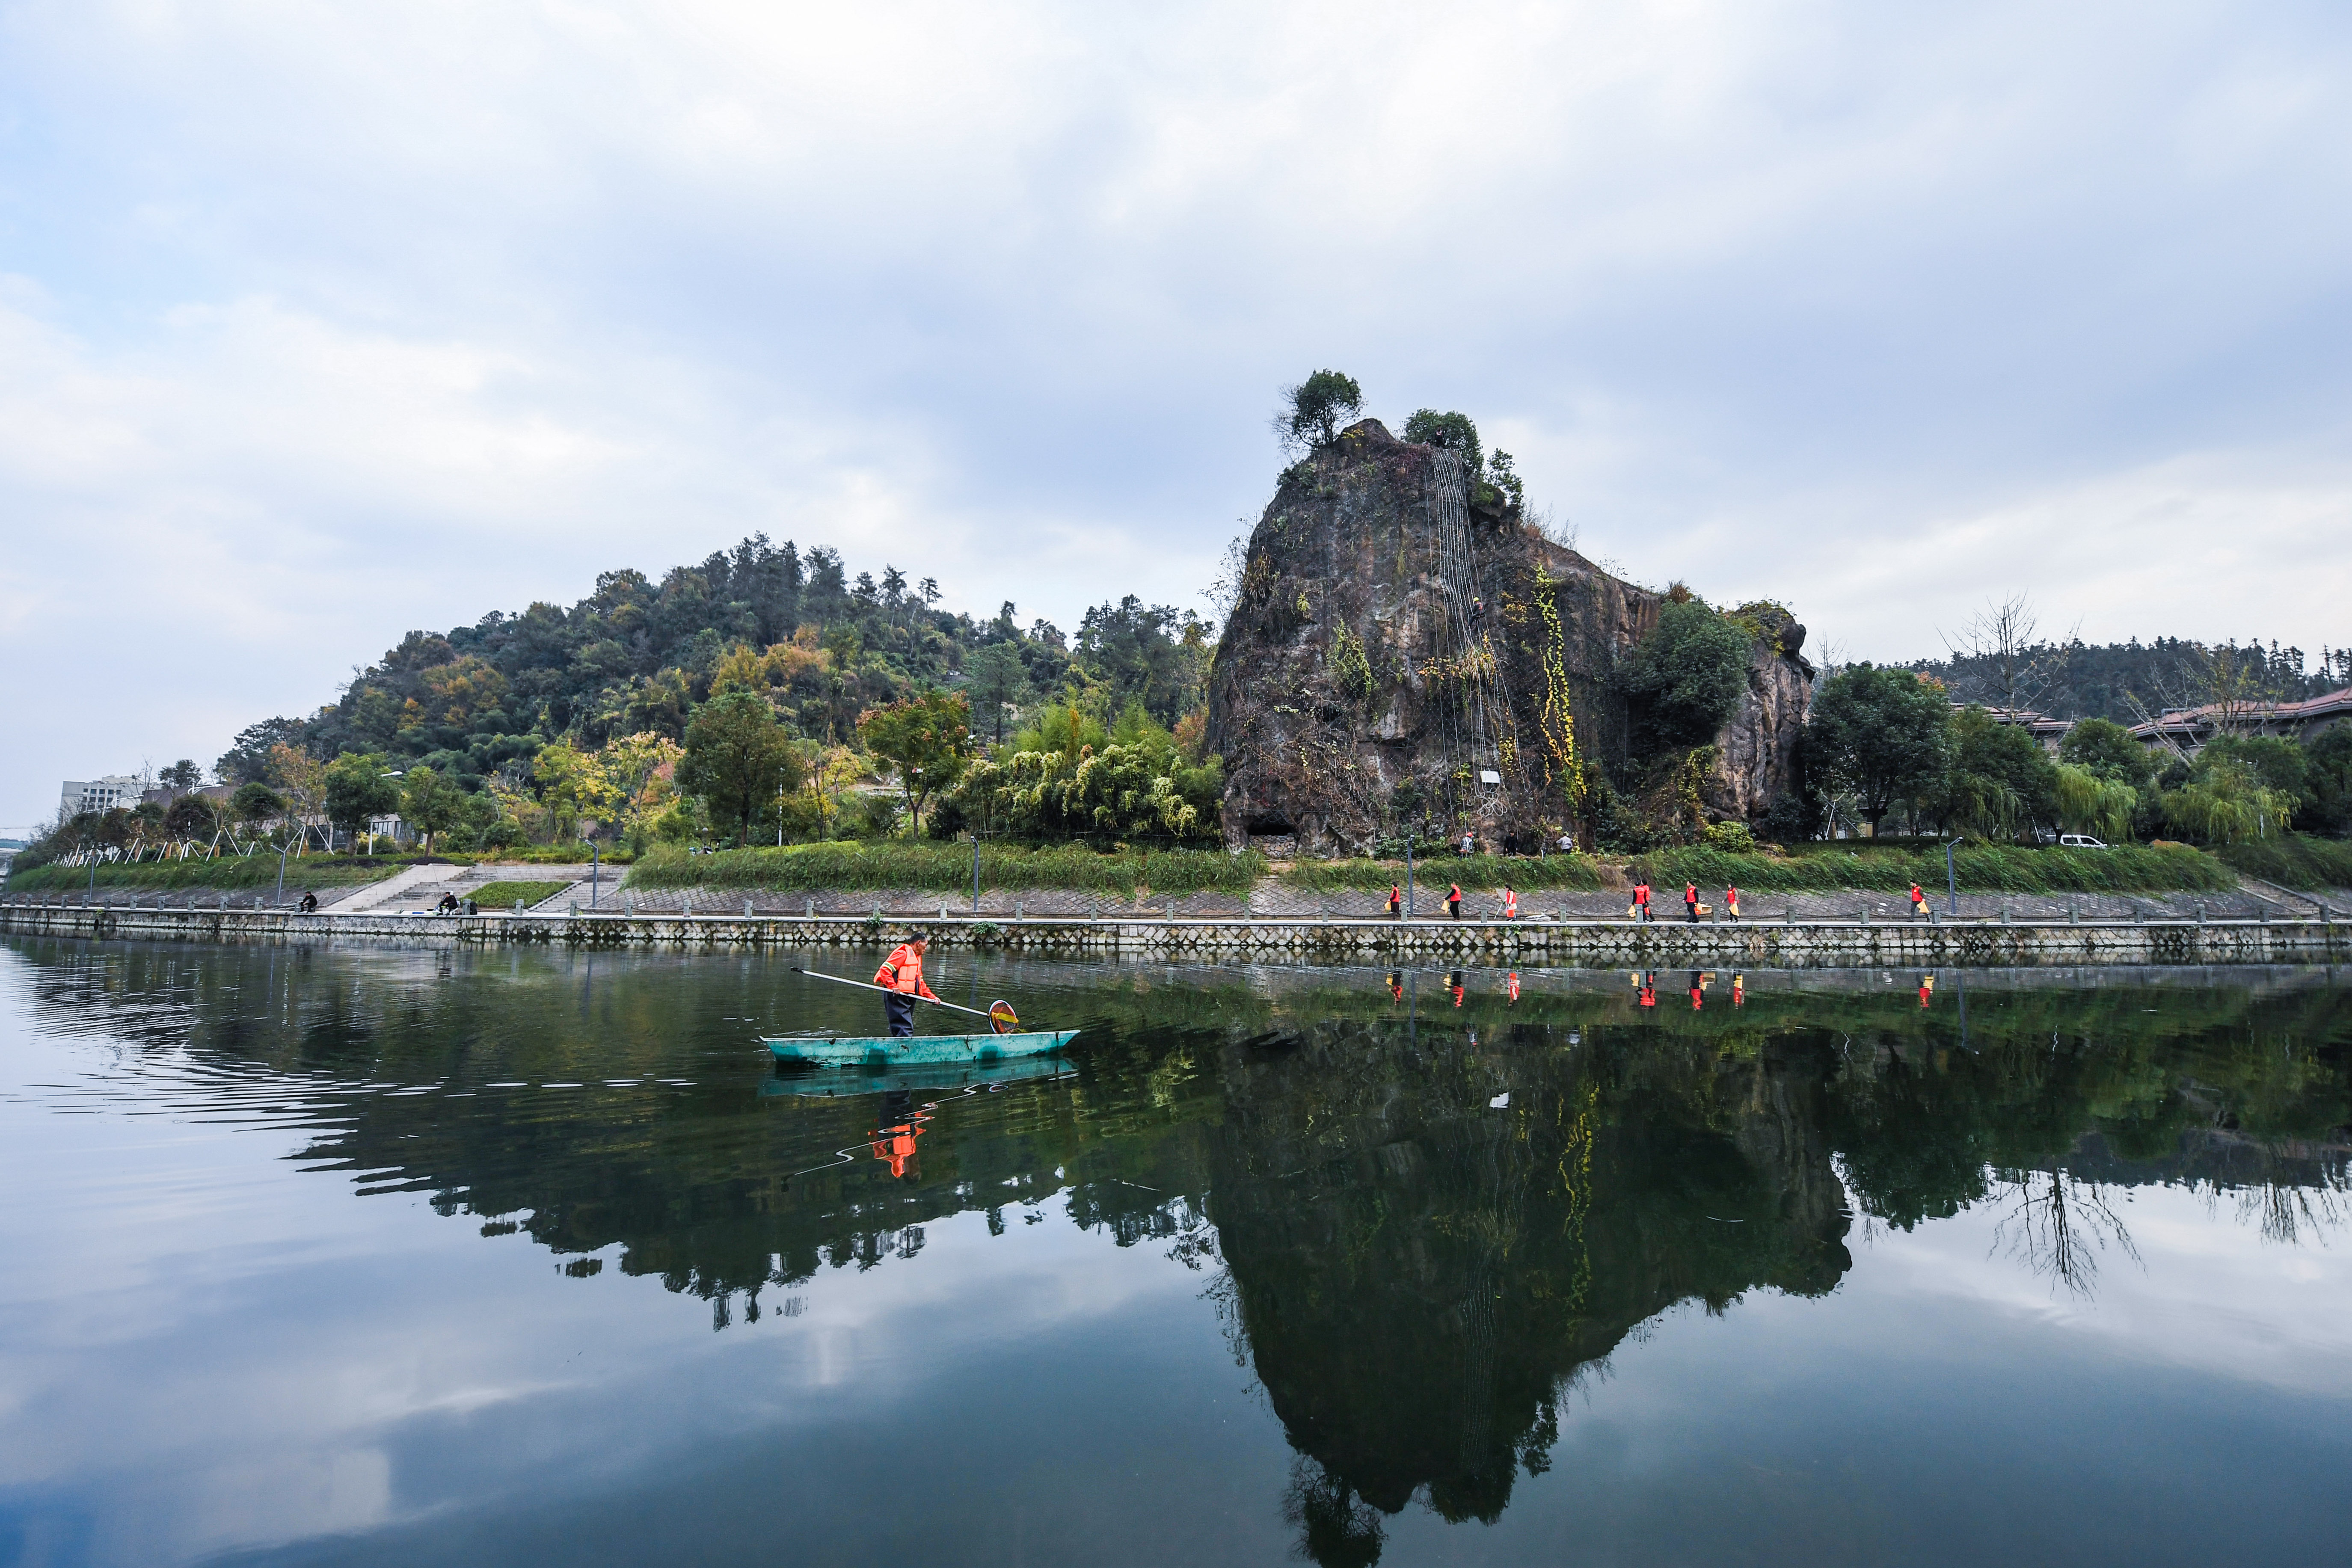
[764, 1028, 1079, 1068]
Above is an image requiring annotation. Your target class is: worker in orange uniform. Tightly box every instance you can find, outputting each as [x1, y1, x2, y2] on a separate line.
[1388, 883, 1403, 919]
[1726, 884, 1741, 921]
[873, 930, 940, 1037]
[1501, 886, 1519, 920]
[1909, 882, 1929, 920]
[1684, 881, 1701, 922]
[1632, 880, 1652, 922]
[1447, 883, 1463, 920]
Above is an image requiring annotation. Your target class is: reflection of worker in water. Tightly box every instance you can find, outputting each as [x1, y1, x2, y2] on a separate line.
[1507, 970, 1521, 1005]
[1449, 970, 1465, 1008]
[1635, 971, 1657, 1010]
[869, 1091, 927, 1179]
[1388, 969, 1404, 1003]
[1732, 972, 1746, 1008]
[1919, 973, 1936, 1009]
[1689, 971, 1705, 1010]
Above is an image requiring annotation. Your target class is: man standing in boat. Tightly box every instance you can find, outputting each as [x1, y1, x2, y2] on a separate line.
[874, 930, 940, 1037]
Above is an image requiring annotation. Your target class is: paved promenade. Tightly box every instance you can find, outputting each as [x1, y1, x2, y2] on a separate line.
[3, 897, 2343, 968]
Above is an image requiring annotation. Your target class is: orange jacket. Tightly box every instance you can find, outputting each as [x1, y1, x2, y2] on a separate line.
[1634, 883, 1651, 905]
[1502, 889, 1518, 918]
[875, 943, 939, 999]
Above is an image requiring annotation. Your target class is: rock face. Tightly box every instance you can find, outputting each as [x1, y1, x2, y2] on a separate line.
[1205, 420, 1810, 853]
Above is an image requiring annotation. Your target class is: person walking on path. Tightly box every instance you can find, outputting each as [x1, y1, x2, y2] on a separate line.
[1684, 882, 1701, 923]
[1387, 883, 1403, 919]
[1447, 883, 1464, 920]
[873, 931, 940, 1037]
[1909, 882, 1929, 920]
[1725, 885, 1741, 922]
[1501, 886, 1519, 920]
[1632, 880, 1652, 922]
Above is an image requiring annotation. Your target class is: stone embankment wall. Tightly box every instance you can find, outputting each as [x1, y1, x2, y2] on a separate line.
[3, 901, 2343, 967]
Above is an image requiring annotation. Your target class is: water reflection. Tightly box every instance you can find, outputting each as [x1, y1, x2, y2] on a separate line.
[4, 937, 2349, 1564]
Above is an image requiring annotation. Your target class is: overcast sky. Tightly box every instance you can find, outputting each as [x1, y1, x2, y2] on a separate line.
[4, 0, 2349, 830]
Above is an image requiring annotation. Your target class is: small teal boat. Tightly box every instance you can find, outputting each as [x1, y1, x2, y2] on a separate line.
[761, 1050, 1074, 1097]
[764, 1028, 1079, 1069]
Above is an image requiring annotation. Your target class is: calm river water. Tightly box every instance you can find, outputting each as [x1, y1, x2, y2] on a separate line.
[1, 937, 2348, 1566]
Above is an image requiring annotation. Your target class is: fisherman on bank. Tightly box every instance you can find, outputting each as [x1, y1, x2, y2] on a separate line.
[873, 931, 941, 1037]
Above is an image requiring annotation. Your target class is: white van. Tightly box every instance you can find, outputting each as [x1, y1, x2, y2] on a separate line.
[2057, 834, 2109, 849]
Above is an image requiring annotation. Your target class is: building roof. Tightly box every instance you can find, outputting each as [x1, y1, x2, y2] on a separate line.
[2126, 685, 2352, 741]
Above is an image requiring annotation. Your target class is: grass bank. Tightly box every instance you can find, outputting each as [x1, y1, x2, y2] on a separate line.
[625, 842, 1266, 897]
[471, 880, 577, 909]
[1278, 855, 1611, 893]
[2214, 835, 2352, 892]
[1632, 842, 2231, 894]
[1280, 843, 2232, 896]
[6, 856, 406, 895]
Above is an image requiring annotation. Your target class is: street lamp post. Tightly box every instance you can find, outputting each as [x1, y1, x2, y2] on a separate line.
[1945, 836, 1962, 916]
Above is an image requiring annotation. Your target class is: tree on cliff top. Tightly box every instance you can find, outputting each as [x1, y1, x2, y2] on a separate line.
[1276, 371, 1363, 454]
[1402, 409, 1481, 474]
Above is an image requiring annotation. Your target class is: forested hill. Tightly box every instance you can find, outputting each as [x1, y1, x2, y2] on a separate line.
[1906, 637, 2351, 723]
[216, 535, 1213, 788]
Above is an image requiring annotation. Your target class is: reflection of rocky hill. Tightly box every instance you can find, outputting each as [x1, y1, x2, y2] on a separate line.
[1204, 1021, 1850, 1558]
[13, 937, 2350, 1556]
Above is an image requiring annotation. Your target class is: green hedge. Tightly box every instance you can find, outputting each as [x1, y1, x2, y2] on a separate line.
[1278, 854, 1609, 893]
[1633, 843, 2231, 894]
[470, 880, 577, 909]
[6, 856, 405, 894]
[2215, 835, 2352, 892]
[625, 842, 1266, 896]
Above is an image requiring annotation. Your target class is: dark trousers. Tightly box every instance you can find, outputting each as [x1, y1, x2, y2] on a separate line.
[885, 993, 916, 1037]
[1687, 903, 1699, 922]
[1448, 902, 1461, 920]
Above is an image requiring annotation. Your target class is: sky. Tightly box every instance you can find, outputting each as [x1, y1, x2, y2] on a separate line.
[3, 0, 2349, 830]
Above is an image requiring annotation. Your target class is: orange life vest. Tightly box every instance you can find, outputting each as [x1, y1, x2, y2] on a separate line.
[1503, 889, 1518, 919]
[875, 943, 935, 997]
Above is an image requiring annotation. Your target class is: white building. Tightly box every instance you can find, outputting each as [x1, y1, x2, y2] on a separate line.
[59, 776, 147, 819]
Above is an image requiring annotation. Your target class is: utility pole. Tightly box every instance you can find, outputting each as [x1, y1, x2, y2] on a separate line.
[1404, 830, 1415, 919]
[1945, 836, 1961, 916]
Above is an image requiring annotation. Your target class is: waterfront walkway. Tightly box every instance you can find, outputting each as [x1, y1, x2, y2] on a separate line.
[3, 898, 2343, 967]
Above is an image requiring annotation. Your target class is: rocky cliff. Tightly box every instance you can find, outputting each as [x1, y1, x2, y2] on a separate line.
[1205, 419, 1810, 853]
